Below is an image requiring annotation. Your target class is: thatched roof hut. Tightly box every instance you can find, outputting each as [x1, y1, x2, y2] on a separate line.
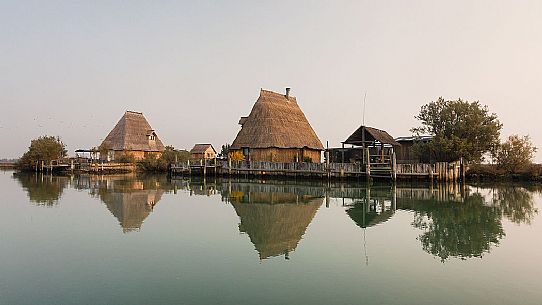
[230, 89, 324, 163]
[100, 111, 165, 160]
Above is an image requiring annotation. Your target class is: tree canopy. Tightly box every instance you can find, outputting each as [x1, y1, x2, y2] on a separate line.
[412, 97, 502, 162]
[18, 136, 67, 170]
[495, 135, 537, 173]
[137, 145, 190, 171]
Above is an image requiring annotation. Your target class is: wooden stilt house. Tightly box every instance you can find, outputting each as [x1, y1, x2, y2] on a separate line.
[190, 144, 217, 160]
[328, 126, 400, 163]
[230, 88, 324, 163]
[100, 111, 165, 161]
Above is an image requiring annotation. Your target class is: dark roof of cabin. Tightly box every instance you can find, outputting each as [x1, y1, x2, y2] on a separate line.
[344, 126, 400, 147]
[395, 135, 433, 143]
[190, 144, 216, 154]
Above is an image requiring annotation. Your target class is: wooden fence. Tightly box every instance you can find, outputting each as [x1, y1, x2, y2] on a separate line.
[171, 157, 465, 182]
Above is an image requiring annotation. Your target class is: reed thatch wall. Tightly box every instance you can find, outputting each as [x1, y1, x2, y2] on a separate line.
[242, 147, 321, 163]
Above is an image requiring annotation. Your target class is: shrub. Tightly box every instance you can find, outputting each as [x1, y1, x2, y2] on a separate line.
[495, 135, 537, 173]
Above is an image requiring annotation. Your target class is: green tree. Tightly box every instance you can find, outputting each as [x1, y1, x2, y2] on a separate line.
[412, 97, 502, 162]
[219, 144, 230, 158]
[18, 136, 67, 170]
[137, 146, 190, 172]
[495, 135, 537, 173]
[160, 145, 190, 164]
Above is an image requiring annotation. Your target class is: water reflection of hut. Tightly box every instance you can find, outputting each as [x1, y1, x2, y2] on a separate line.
[347, 203, 394, 228]
[100, 189, 163, 233]
[346, 187, 396, 228]
[229, 191, 322, 260]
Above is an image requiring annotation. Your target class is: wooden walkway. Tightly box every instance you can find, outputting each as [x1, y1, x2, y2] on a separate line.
[171, 158, 465, 182]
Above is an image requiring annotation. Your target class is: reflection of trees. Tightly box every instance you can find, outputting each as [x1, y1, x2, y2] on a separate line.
[14, 173, 69, 206]
[489, 186, 538, 225]
[408, 193, 505, 261]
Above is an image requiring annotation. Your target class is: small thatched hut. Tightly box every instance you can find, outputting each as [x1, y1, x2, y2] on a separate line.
[230, 88, 324, 163]
[100, 111, 165, 161]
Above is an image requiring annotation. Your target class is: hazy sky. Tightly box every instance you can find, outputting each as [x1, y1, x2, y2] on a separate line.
[1, 1, 541, 161]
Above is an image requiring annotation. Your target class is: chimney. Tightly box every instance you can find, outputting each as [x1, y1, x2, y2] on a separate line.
[285, 87, 291, 98]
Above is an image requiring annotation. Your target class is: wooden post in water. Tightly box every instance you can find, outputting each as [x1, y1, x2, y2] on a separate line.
[325, 150, 330, 180]
[365, 148, 371, 181]
[392, 151, 397, 181]
[461, 158, 466, 182]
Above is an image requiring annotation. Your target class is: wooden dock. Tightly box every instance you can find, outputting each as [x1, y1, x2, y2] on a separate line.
[29, 159, 136, 173]
[171, 157, 465, 182]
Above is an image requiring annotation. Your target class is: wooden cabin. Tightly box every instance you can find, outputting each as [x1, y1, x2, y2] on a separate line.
[230, 88, 324, 163]
[190, 144, 217, 160]
[100, 111, 165, 161]
[328, 126, 400, 163]
[395, 135, 433, 163]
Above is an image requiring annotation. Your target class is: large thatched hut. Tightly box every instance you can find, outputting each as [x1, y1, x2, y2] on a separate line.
[100, 111, 165, 161]
[230, 89, 324, 163]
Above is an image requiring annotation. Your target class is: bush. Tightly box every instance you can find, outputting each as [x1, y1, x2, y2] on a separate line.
[495, 135, 537, 173]
[18, 136, 67, 170]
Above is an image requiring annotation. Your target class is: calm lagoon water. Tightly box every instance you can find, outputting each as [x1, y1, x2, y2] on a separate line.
[1, 170, 541, 305]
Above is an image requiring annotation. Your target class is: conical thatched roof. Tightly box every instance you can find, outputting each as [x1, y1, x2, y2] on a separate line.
[230, 89, 324, 150]
[101, 111, 165, 152]
[231, 194, 323, 259]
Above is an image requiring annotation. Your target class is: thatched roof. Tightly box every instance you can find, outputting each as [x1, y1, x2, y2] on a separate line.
[101, 111, 165, 152]
[190, 144, 216, 154]
[344, 126, 400, 147]
[231, 89, 324, 150]
[231, 193, 322, 259]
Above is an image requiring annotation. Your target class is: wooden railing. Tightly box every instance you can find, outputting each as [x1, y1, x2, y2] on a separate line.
[171, 156, 465, 182]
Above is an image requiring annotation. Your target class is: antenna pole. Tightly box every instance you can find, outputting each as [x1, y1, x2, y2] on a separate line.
[362, 92, 367, 126]
[362, 92, 367, 149]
